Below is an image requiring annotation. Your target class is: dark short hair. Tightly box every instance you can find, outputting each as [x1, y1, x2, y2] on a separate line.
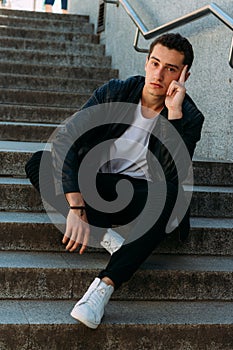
[148, 33, 194, 70]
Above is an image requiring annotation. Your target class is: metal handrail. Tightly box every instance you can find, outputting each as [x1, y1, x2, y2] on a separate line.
[104, 0, 233, 68]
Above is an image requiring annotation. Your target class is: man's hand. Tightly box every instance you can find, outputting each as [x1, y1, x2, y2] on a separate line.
[62, 208, 90, 254]
[165, 65, 188, 120]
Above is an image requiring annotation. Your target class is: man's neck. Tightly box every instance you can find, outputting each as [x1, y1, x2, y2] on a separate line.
[141, 95, 165, 118]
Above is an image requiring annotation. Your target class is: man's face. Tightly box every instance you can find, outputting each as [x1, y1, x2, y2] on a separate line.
[144, 44, 187, 99]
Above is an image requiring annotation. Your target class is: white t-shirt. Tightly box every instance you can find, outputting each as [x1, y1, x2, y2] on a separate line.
[100, 101, 158, 180]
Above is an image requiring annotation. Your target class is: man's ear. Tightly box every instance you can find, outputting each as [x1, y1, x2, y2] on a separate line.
[145, 56, 149, 71]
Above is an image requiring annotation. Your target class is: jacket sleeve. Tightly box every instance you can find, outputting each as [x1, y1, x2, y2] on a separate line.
[170, 95, 205, 159]
[51, 111, 87, 195]
[51, 80, 118, 195]
[153, 95, 204, 185]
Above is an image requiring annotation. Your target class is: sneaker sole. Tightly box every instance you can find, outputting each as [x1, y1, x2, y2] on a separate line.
[70, 309, 99, 329]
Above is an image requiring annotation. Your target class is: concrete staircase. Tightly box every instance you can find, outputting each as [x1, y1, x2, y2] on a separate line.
[0, 8, 233, 350]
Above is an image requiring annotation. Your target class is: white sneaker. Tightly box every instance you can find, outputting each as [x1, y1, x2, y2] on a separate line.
[70, 278, 114, 329]
[100, 228, 125, 255]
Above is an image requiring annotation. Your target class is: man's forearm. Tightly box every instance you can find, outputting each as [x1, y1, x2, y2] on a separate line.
[65, 192, 85, 206]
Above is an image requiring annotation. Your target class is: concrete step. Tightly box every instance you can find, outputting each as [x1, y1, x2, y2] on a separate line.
[0, 8, 89, 22]
[191, 185, 233, 218]
[0, 177, 43, 212]
[0, 62, 118, 81]
[0, 74, 105, 94]
[0, 251, 232, 300]
[0, 26, 99, 44]
[155, 216, 233, 256]
[0, 211, 232, 256]
[1, 300, 232, 350]
[0, 88, 89, 108]
[1, 176, 232, 217]
[0, 15, 94, 34]
[193, 159, 233, 186]
[0, 49, 111, 67]
[0, 104, 76, 123]
[0, 121, 57, 142]
[1, 142, 233, 186]
[0, 36, 105, 55]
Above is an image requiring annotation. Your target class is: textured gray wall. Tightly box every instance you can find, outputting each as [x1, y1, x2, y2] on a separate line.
[70, 0, 233, 162]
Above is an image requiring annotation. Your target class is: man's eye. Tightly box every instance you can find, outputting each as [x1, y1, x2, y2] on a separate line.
[167, 67, 175, 72]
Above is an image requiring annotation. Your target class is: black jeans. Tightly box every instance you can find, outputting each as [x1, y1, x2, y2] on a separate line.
[25, 150, 177, 289]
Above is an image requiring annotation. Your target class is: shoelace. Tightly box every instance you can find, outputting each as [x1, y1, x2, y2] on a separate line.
[85, 288, 106, 309]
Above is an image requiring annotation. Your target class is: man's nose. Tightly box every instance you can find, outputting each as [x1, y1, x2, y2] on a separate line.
[154, 67, 164, 80]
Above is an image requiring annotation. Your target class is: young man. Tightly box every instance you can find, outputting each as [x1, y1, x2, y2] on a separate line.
[26, 33, 204, 329]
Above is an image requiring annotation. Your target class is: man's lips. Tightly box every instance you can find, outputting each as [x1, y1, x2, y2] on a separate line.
[150, 82, 163, 88]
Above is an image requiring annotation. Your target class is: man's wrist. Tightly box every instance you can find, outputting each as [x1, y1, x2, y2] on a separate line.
[65, 192, 85, 206]
[168, 109, 183, 120]
[69, 205, 86, 216]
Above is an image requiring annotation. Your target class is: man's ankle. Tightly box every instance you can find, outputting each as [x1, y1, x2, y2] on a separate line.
[101, 277, 115, 288]
[45, 4, 52, 12]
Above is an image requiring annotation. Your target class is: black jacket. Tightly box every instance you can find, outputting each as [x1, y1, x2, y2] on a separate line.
[52, 75, 204, 240]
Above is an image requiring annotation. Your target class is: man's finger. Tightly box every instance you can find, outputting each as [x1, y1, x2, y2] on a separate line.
[66, 239, 75, 250]
[69, 241, 81, 252]
[62, 234, 69, 244]
[79, 245, 87, 255]
[178, 65, 188, 84]
[166, 80, 180, 96]
[79, 228, 90, 254]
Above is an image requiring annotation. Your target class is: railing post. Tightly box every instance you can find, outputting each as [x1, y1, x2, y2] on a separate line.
[229, 37, 233, 68]
[33, 0, 36, 11]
